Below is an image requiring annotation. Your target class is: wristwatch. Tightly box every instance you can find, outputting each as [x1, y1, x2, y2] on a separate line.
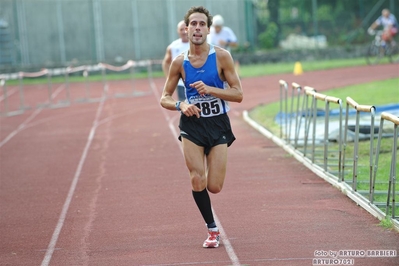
[175, 101, 181, 111]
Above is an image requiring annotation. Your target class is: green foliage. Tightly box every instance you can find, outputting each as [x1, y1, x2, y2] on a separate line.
[253, 0, 399, 46]
[254, 0, 269, 26]
[258, 22, 279, 49]
[317, 4, 334, 22]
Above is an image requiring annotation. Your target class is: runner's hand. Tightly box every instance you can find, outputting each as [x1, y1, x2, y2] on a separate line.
[180, 102, 201, 118]
[367, 28, 375, 35]
[190, 81, 210, 96]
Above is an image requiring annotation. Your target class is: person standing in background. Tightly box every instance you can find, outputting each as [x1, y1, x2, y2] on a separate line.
[162, 20, 190, 101]
[208, 14, 240, 76]
[208, 14, 238, 51]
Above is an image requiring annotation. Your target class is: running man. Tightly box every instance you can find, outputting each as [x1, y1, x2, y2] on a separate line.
[162, 20, 190, 101]
[160, 6, 243, 248]
[368, 8, 398, 44]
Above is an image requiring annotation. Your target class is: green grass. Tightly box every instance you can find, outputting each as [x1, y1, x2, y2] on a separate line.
[239, 58, 369, 77]
[379, 217, 394, 230]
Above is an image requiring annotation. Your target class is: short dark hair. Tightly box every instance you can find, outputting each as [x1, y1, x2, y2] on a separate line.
[184, 6, 213, 27]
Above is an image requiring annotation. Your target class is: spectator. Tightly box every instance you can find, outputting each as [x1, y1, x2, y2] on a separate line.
[208, 14, 238, 51]
[368, 8, 398, 45]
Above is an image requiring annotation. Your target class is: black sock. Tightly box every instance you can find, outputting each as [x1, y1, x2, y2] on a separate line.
[192, 189, 216, 228]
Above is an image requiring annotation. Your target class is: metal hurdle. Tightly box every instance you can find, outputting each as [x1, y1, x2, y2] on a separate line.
[305, 89, 343, 177]
[271, 79, 398, 225]
[0, 78, 15, 116]
[343, 97, 376, 194]
[0, 60, 158, 117]
[18, 69, 50, 113]
[287, 82, 302, 147]
[0, 74, 21, 116]
[99, 60, 151, 98]
[278, 80, 288, 139]
[277, 81, 344, 179]
[65, 64, 104, 104]
[279, 81, 302, 145]
[372, 112, 398, 219]
[302, 86, 315, 158]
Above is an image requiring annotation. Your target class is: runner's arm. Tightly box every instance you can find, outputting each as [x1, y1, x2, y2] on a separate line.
[160, 56, 201, 117]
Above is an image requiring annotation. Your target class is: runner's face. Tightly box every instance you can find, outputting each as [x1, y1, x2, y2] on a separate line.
[187, 13, 209, 45]
[178, 22, 188, 42]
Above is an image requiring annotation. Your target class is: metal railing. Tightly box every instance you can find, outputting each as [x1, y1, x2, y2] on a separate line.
[343, 97, 376, 193]
[374, 112, 399, 220]
[277, 79, 398, 226]
[279, 80, 344, 179]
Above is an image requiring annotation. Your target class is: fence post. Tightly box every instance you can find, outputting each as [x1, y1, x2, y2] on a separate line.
[302, 86, 315, 157]
[18, 72, 26, 113]
[46, 69, 53, 106]
[1, 79, 8, 114]
[345, 97, 375, 193]
[100, 63, 107, 97]
[292, 82, 302, 149]
[288, 82, 301, 145]
[129, 60, 135, 95]
[64, 67, 71, 104]
[83, 69, 90, 99]
[375, 112, 398, 219]
[279, 80, 288, 139]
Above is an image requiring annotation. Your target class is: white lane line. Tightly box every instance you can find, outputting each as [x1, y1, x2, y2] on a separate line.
[213, 213, 240, 266]
[0, 84, 65, 149]
[0, 87, 17, 102]
[40, 97, 106, 266]
[149, 80, 240, 266]
[0, 107, 42, 148]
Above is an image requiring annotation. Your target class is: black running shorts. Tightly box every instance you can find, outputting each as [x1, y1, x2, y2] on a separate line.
[178, 113, 236, 155]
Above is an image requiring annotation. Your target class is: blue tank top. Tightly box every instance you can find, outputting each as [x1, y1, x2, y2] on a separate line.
[183, 45, 229, 117]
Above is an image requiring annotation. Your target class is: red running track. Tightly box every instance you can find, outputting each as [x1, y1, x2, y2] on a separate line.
[0, 64, 398, 266]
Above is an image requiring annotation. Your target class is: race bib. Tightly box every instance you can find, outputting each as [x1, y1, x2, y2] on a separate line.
[189, 95, 226, 117]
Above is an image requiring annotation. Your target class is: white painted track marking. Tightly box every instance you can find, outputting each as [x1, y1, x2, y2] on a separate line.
[0, 85, 65, 148]
[40, 97, 105, 266]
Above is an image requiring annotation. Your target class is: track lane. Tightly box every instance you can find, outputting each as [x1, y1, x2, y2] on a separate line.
[1, 64, 398, 265]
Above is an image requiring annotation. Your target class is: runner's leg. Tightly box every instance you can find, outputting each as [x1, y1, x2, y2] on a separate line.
[182, 138, 206, 191]
[182, 138, 215, 226]
[206, 144, 228, 194]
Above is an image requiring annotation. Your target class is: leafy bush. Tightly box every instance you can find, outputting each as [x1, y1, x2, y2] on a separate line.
[258, 22, 278, 49]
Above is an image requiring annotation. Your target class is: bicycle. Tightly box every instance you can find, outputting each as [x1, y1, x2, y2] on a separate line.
[366, 30, 399, 65]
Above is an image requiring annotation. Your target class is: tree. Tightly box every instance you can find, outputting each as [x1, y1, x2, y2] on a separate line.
[267, 0, 280, 47]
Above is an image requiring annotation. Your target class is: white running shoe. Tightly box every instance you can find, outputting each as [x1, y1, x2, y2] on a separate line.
[202, 229, 220, 248]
